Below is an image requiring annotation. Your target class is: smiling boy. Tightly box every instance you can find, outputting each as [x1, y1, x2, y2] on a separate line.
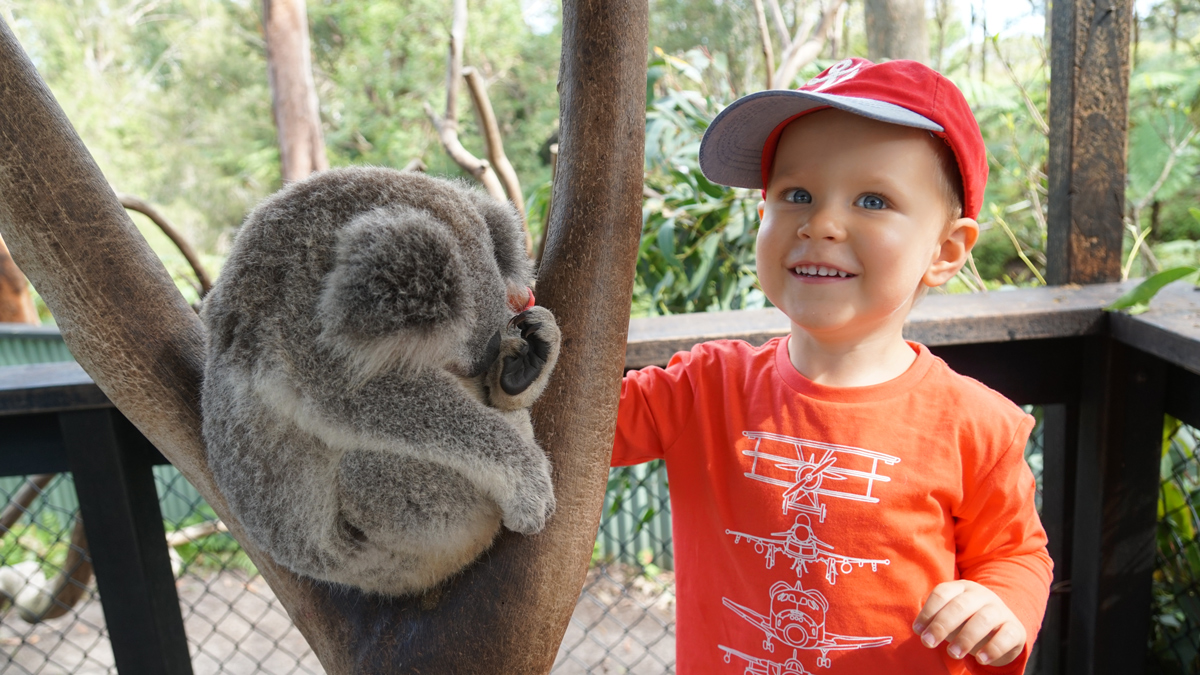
[612, 58, 1052, 673]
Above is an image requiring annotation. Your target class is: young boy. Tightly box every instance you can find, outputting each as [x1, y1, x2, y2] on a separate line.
[612, 58, 1052, 674]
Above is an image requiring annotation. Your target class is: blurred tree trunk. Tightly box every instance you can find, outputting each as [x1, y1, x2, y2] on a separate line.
[864, 0, 928, 63]
[0, 233, 38, 324]
[263, 0, 328, 182]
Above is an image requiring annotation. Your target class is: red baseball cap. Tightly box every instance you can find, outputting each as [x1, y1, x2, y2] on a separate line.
[698, 58, 987, 219]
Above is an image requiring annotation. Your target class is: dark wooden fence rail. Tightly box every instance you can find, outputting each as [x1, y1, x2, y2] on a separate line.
[2, 281, 1198, 675]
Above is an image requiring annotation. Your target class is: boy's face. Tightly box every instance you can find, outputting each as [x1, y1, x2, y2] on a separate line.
[756, 109, 977, 343]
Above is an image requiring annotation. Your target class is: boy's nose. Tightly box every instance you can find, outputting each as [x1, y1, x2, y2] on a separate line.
[798, 205, 847, 241]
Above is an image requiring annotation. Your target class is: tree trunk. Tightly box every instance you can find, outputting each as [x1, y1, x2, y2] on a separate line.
[263, 0, 328, 183]
[0, 0, 647, 669]
[863, 0, 928, 63]
[0, 233, 38, 324]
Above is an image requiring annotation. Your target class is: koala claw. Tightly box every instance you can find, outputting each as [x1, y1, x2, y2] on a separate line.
[488, 306, 561, 411]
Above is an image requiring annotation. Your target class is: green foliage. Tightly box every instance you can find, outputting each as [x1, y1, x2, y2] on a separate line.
[636, 48, 765, 316]
[1106, 266, 1199, 314]
[0, 515, 73, 578]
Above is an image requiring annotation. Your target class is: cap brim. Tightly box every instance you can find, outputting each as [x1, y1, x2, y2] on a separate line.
[698, 89, 945, 189]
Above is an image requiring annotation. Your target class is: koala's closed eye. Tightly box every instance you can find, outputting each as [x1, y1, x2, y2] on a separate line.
[201, 167, 560, 597]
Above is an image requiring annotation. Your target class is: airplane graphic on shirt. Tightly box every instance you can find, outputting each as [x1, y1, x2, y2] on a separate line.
[726, 512, 890, 585]
[740, 432, 900, 523]
[718, 644, 815, 675]
[723, 581, 892, 669]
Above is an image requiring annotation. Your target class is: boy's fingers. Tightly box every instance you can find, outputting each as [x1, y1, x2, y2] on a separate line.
[970, 623, 1026, 667]
[913, 581, 967, 634]
[945, 606, 1006, 659]
[915, 585, 989, 648]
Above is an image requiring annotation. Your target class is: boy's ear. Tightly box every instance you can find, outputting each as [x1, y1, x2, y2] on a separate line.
[757, 200, 765, 221]
[922, 217, 979, 288]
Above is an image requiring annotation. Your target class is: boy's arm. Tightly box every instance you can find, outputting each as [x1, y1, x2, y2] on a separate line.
[611, 349, 701, 467]
[916, 415, 1053, 671]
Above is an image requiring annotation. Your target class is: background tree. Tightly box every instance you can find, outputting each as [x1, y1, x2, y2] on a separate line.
[863, 0, 928, 62]
[263, 0, 328, 181]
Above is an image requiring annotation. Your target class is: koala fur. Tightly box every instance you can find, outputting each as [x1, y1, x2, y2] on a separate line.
[200, 167, 560, 596]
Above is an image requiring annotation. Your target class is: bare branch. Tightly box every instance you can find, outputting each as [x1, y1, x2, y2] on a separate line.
[753, 0, 776, 89]
[401, 158, 427, 173]
[426, 0, 508, 204]
[767, 0, 791, 50]
[774, 0, 844, 88]
[117, 193, 213, 297]
[536, 142, 559, 267]
[463, 66, 531, 257]
[262, 0, 328, 182]
[991, 37, 1049, 136]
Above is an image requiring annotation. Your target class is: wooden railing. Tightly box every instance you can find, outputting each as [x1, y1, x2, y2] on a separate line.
[1, 281, 1199, 675]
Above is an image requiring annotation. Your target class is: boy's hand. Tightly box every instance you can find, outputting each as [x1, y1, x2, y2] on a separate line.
[912, 580, 1025, 667]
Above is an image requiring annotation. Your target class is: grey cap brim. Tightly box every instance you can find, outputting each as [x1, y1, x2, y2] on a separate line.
[698, 89, 944, 189]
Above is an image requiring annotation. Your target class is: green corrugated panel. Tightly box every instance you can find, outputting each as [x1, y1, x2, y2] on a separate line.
[0, 325, 75, 366]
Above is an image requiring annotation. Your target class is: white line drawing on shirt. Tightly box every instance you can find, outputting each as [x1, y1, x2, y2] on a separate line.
[719, 644, 814, 675]
[741, 431, 900, 522]
[726, 513, 890, 585]
[723, 581, 892, 669]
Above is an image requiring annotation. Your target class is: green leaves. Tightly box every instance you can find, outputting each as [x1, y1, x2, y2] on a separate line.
[1105, 266, 1199, 315]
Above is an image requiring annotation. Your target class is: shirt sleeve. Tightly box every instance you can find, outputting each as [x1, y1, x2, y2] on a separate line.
[611, 349, 701, 467]
[953, 413, 1053, 674]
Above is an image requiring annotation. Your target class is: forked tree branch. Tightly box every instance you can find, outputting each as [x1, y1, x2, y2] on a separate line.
[425, 0, 508, 204]
[0, 1, 647, 669]
[773, 0, 845, 88]
[463, 66, 533, 256]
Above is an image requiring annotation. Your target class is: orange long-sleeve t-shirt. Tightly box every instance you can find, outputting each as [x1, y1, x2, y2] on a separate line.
[613, 337, 1052, 674]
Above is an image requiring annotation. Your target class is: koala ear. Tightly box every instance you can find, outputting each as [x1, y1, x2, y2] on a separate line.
[318, 206, 471, 376]
[459, 187, 533, 287]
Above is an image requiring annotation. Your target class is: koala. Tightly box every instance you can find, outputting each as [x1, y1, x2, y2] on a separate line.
[200, 167, 560, 596]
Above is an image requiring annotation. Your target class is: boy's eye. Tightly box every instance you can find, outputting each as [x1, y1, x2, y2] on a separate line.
[783, 189, 812, 204]
[856, 194, 887, 210]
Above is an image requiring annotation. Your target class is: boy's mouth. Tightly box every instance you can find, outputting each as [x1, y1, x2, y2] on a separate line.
[791, 264, 856, 280]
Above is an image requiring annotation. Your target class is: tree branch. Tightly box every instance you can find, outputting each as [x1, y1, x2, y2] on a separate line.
[774, 0, 844, 88]
[753, 0, 776, 89]
[766, 0, 791, 50]
[117, 193, 213, 297]
[426, 0, 508, 204]
[463, 66, 532, 256]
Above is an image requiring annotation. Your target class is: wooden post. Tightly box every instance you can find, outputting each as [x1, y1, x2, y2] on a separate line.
[1065, 340, 1165, 675]
[60, 409, 193, 675]
[1046, 0, 1132, 285]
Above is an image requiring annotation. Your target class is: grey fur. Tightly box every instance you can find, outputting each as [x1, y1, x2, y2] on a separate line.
[201, 167, 560, 596]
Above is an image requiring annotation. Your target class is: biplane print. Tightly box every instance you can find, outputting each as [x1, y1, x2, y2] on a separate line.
[726, 512, 890, 585]
[718, 645, 814, 675]
[740, 431, 900, 522]
[723, 581, 892, 669]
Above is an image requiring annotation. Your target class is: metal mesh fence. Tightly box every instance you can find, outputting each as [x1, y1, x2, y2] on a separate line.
[1148, 419, 1200, 674]
[1, 411, 1195, 674]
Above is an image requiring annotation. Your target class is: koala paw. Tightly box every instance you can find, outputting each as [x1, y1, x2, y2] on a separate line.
[487, 305, 561, 411]
[501, 462, 557, 535]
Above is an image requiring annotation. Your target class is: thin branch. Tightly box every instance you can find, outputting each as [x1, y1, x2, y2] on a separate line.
[401, 158, 427, 173]
[753, 0, 776, 89]
[766, 0, 791, 50]
[773, 0, 844, 88]
[462, 66, 529, 228]
[425, 0, 508, 203]
[536, 142, 559, 268]
[991, 36, 1048, 136]
[117, 194, 213, 297]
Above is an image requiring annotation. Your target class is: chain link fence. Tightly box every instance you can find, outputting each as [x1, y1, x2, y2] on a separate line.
[0, 408, 1196, 674]
[1148, 419, 1200, 674]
